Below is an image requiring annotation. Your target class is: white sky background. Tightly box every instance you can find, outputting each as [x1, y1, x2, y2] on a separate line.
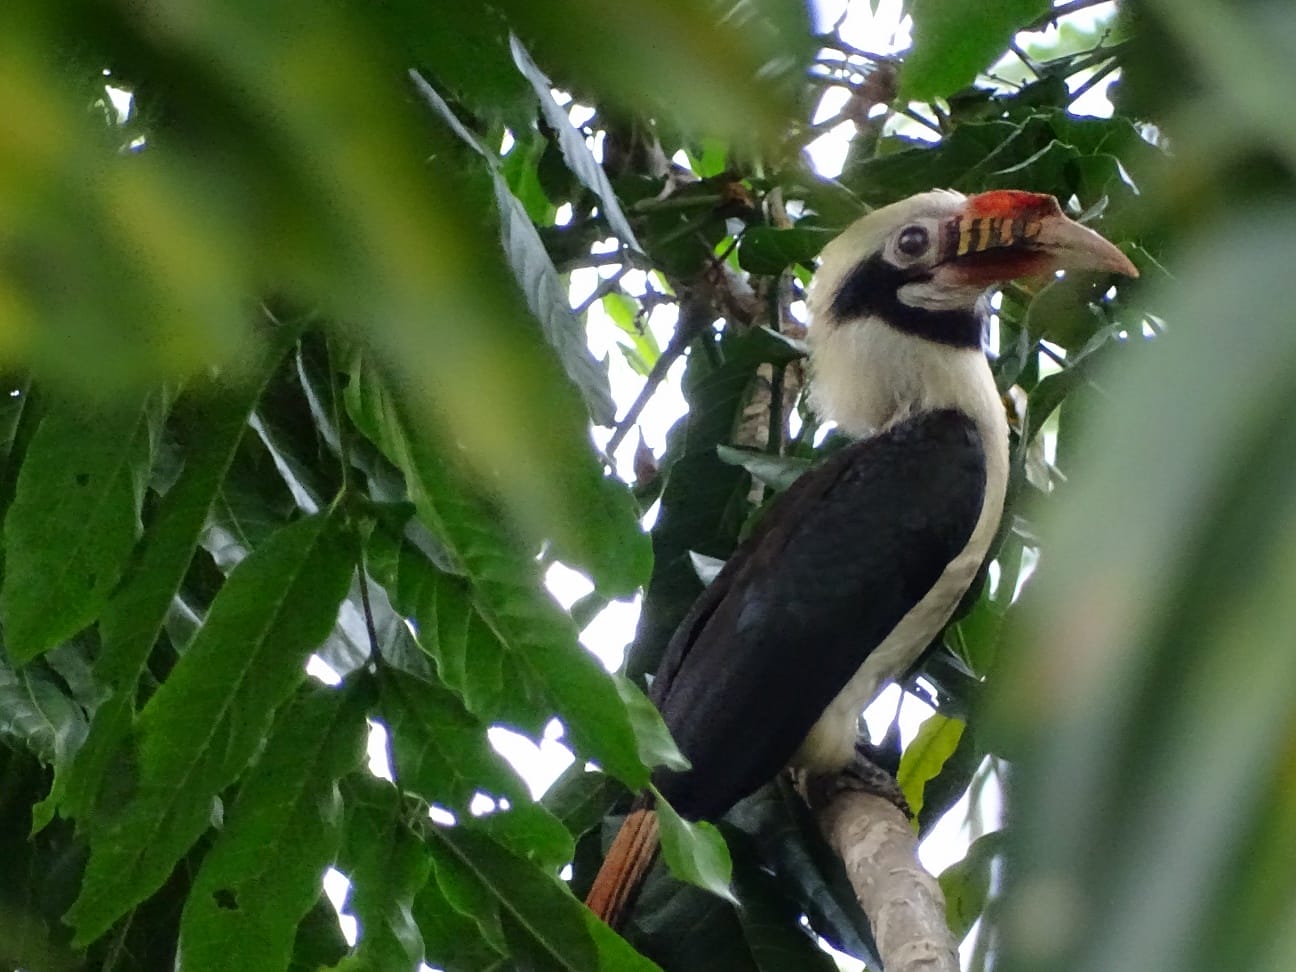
[328, 0, 1122, 962]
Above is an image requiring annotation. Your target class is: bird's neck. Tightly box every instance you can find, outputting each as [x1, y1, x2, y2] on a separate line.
[808, 314, 1008, 457]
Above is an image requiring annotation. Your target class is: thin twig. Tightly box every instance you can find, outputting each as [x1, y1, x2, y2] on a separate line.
[102, 911, 137, 972]
[557, 249, 647, 275]
[572, 264, 631, 317]
[1010, 40, 1042, 78]
[605, 295, 713, 459]
[1037, 341, 1068, 368]
[357, 561, 382, 666]
[899, 105, 944, 136]
[765, 279, 785, 456]
[326, 340, 351, 496]
[813, 35, 895, 64]
[1025, 0, 1114, 33]
[1068, 56, 1122, 104]
[1061, 40, 1131, 78]
[632, 193, 726, 214]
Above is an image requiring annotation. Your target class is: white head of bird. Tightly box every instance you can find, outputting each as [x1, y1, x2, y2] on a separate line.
[806, 188, 1137, 439]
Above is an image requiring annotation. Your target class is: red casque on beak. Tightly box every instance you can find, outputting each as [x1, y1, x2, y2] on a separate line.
[942, 190, 1139, 286]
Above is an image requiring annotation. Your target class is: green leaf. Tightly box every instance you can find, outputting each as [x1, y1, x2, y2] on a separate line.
[602, 291, 661, 378]
[370, 531, 547, 734]
[377, 665, 531, 810]
[413, 864, 508, 972]
[737, 226, 834, 275]
[493, 0, 808, 148]
[335, 776, 431, 969]
[901, 1, 1051, 100]
[614, 674, 689, 772]
[373, 0, 533, 126]
[67, 510, 354, 945]
[510, 35, 642, 253]
[289, 894, 351, 972]
[493, 171, 618, 427]
[915, 718, 984, 838]
[995, 211, 1296, 972]
[0, 653, 86, 769]
[429, 824, 661, 972]
[715, 445, 811, 493]
[728, 833, 839, 972]
[939, 831, 1003, 941]
[177, 683, 369, 972]
[476, 800, 578, 875]
[896, 713, 965, 821]
[1, 392, 158, 661]
[653, 792, 737, 905]
[346, 359, 650, 787]
[1024, 275, 1107, 352]
[410, 71, 617, 427]
[1021, 338, 1116, 447]
[541, 764, 620, 840]
[57, 343, 292, 828]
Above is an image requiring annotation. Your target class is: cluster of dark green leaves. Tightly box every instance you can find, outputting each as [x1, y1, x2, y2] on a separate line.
[597, 30, 1162, 972]
[0, 0, 1206, 970]
[990, 2, 1296, 971]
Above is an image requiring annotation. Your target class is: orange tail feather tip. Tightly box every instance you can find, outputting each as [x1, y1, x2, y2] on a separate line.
[585, 808, 661, 929]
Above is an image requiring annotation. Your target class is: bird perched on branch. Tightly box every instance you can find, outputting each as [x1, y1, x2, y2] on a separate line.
[586, 188, 1137, 928]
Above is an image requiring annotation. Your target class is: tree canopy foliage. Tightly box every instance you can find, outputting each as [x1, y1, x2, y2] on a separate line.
[1, 1, 1294, 970]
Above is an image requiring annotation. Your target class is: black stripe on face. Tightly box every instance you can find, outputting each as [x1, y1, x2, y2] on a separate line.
[829, 252, 985, 350]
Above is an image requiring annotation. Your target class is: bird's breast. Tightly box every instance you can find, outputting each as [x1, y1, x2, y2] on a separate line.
[792, 411, 1008, 774]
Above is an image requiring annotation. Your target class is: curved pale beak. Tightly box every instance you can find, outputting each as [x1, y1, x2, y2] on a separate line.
[943, 190, 1139, 283]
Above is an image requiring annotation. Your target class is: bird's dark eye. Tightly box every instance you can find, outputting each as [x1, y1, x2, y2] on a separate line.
[896, 225, 930, 257]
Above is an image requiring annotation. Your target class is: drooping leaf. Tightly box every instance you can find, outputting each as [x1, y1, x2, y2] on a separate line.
[289, 894, 352, 972]
[67, 510, 354, 945]
[0, 653, 86, 769]
[413, 862, 509, 972]
[728, 830, 839, 972]
[916, 718, 985, 838]
[902, 1, 1051, 100]
[177, 682, 369, 972]
[541, 764, 621, 840]
[428, 823, 661, 972]
[939, 830, 1004, 942]
[377, 665, 531, 811]
[56, 340, 293, 828]
[410, 71, 617, 427]
[897, 713, 965, 821]
[510, 36, 641, 253]
[653, 791, 736, 905]
[334, 775, 431, 969]
[715, 445, 811, 493]
[602, 292, 661, 378]
[1, 392, 159, 661]
[614, 675, 688, 773]
[737, 226, 834, 275]
[346, 357, 651, 787]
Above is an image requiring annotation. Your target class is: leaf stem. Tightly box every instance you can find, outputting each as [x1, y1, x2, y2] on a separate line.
[1025, 0, 1115, 33]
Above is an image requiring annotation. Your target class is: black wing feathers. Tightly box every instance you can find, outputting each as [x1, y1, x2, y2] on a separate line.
[650, 408, 986, 819]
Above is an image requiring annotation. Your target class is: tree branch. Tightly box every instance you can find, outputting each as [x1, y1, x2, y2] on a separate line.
[1025, 0, 1114, 33]
[817, 791, 960, 972]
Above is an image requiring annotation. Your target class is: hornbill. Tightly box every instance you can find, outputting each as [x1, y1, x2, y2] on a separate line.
[586, 189, 1137, 928]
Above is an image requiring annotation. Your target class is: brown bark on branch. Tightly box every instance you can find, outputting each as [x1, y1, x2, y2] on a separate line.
[817, 791, 960, 972]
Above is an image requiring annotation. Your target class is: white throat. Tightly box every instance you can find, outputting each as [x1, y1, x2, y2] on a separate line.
[794, 314, 1011, 772]
[808, 315, 1004, 443]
